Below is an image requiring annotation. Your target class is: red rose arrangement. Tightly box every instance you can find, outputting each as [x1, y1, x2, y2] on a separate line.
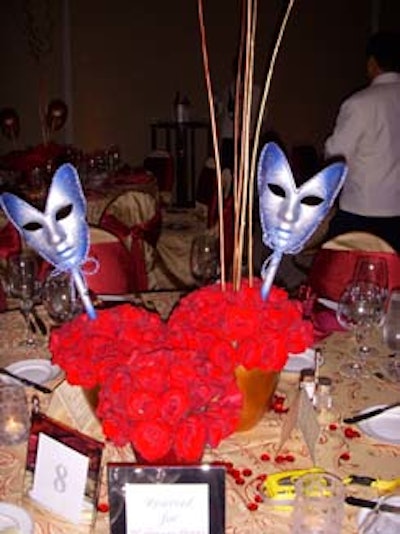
[50, 278, 313, 463]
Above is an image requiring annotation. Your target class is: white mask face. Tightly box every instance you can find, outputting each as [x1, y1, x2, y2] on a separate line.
[1, 164, 88, 271]
[258, 143, 347, 254]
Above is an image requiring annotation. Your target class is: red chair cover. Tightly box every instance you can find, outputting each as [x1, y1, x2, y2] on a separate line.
[0, 221, 21, 260]
[88, 228, 133, 294]
[100, 209, 161, 292]
[308, 249, 400, 302]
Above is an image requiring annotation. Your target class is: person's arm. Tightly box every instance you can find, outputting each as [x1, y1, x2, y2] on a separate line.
[324, 97, 364, 159]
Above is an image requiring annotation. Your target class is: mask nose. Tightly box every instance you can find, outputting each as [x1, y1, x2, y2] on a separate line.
[47, 222, 67, 247]
[278, 198, 300, 225]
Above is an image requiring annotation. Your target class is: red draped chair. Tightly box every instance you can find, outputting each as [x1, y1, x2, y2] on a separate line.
[99, 190, 162, 292]
[306, 231, 400, 340]
[0, 220, 21, 263]
[87, 226, 133, 294]
[0, 220, 21, 311]
[308, 231, 399, 302]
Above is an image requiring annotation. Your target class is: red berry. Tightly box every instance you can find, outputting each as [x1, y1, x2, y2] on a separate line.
[242, 468, 252, 477]
[247, 502, 258, 511]
[97, 503, 109, 513]
[260, 453, 270, 461]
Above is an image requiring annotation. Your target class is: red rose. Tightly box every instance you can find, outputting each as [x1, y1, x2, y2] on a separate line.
[131, 420, 172, 462]
[175, 416, 207, 462]
[160, 388, 190, 425]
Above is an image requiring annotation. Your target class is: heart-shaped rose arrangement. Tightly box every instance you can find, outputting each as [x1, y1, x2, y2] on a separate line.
[49, 278, 313, 463]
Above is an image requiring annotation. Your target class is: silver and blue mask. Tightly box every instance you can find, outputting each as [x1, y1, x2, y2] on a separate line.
[1, 163, 96, 319]
[258, 142, 347, 299]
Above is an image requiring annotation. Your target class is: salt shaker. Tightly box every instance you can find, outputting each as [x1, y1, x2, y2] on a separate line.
[299, 368, 316, 402]
[314, 376, 335, 424]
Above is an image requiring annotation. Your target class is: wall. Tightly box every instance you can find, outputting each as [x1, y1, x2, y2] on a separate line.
[0, 1, 399, 170]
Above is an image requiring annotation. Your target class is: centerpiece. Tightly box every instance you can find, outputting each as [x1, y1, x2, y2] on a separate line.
[49, 278, 313, 464]
[2, 0, 346, 466]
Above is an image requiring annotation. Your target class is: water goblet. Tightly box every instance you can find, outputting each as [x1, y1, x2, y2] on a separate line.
[291, 472, 345, 534]
[352, 255, 388, 301]
[381, 289, 400, 382]
[190, 233, 220, 286]
[7, 252, 39, 346]
[336, 281, 384, 378]
[42, 272, 82, 324]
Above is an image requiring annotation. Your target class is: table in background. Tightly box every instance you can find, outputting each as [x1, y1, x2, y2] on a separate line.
[0, 303, 399, 533]
[150, 120, 211, 207]
[153, 203, 209, 289]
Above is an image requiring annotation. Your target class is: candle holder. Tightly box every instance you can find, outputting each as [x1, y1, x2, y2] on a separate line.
[0, 384, 30, 446]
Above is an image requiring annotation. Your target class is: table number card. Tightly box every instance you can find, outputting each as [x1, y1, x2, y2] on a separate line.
[279, 389, 320, 464]
[24, 411, 104, 526]
[107, 464, 225, 534]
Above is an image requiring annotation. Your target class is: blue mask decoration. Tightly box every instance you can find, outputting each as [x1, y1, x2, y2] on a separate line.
[1, 163, 96, 319]
[258, 142, 347, 300]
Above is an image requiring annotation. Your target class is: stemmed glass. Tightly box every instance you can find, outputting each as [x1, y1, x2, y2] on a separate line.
[352, 255, 388, 300]
[336, 281, 385, 378]
[42, 272, 82, 324]
[7, 252, 39, 346]
[190, 233, 220, 286]
[382, 289, 400, 382]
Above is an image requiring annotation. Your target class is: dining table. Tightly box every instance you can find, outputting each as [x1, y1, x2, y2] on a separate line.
[0, 294, 399, 533]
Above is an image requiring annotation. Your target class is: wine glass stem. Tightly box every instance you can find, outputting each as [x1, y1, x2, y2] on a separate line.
[20, 298, 34, 345]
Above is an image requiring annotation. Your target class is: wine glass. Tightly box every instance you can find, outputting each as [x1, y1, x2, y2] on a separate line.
[352, 255, 388, 301]
[382, 289, 400, 382]
[7, 252, 39, 346]
[42, 272, 82, 324]
[336, 281, 384, 378]
[190, 233, 220, 286]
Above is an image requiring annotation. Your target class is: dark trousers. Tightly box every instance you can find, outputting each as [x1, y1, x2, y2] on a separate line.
[326, 210, 400, 253]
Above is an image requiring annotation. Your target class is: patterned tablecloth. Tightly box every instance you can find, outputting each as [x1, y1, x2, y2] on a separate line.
[0, 304, 399, 533]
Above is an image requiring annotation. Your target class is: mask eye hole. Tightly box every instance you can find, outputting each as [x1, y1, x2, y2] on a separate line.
[267, 183, 286, 198]
[56, 204, 73, 221]
[23, 221, 43, 232]
[301, 195, 324, 206]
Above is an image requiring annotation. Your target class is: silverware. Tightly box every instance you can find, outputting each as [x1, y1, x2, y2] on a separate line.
[346, 495, 400, 514]
[0, 367, 52, 394]
[343, 402, 400, 424]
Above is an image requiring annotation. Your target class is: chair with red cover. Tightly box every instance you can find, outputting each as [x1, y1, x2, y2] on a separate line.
[0, 220, 21, 271]
[99, 190, 161, 292]
[87, 226, 133, 295]
[306, 231, 400, 340]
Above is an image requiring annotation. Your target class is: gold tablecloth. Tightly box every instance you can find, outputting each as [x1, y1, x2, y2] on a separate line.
[0, 306, 399, 533]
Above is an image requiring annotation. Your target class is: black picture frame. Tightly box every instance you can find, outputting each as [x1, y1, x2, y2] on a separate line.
[107, 463, 226, 534]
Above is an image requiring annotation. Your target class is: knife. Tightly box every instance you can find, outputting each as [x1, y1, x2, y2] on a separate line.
[346, 496, 400, 514]
[0, 368, 52, 394]
[343, 402, 400, 424]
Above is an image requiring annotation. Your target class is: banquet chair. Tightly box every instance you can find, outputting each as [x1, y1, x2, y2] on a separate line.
[307, 231, 400, 302]
[87, 226, 133, 295]
[196, 157, 232, 227]
[0, 220, 21, 273]
[143, 150, 174, 192]
[99, 190, 161, 291]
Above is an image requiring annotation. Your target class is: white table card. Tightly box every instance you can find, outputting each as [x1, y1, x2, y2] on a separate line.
[107, 464, 225, 534]
[126, 483, 209, 533]
[30, 433, 89, 524]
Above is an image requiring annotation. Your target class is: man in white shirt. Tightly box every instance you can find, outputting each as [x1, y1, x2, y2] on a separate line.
[324, 31, 400, 252]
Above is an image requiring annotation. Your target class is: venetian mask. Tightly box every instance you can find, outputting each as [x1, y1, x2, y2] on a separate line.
[258, 142, 347, 255]
[1, 163, 88, 271]
[257, 142, 347, 300]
